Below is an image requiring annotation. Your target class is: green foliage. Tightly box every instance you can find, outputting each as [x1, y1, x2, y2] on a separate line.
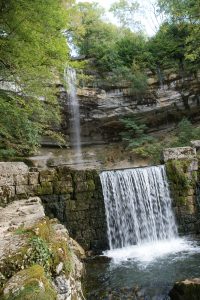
[158, 0, 200, 67]
[71, 3, 148, 92]
[172, 118, 200, 147]
[130, 118, 200, 164]
[2, 265, 57, 300]
[120, 117, 154, 148]
[71, 0, 199, 85]
[109, 0, 140, 30]
[133, 142, 164, 164]
[0, 0, 71, 158]
[0, 91, 40, 157]
[147, 22, 190, 70]
[28, 237, 52, 273]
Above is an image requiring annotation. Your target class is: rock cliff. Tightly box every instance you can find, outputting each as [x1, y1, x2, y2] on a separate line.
[61, 70, 200, 146]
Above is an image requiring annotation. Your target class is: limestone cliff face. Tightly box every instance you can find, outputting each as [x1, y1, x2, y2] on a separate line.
[61, 70, 200, 146]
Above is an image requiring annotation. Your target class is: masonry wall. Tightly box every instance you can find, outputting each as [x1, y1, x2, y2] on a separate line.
[1, 144, 200, 253]
[0, 163, 108, 252]
[164, 146, 200, 233]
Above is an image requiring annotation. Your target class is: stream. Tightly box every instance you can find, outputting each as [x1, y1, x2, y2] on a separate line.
[85, 236, 200, 299]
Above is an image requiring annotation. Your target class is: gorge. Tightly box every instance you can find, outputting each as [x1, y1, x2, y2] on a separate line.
[1, 0, 200, 299]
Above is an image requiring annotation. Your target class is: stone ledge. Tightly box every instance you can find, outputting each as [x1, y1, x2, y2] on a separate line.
[191, 140, 200, 150]
[163, 147, 196, 162]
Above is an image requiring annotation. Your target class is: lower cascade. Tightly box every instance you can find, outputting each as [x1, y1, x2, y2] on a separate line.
[100, 165, 178, 250]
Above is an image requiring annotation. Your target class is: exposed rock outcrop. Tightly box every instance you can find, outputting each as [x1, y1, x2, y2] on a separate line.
[61, 70, 200, 146]
[0, 197, 85, 300]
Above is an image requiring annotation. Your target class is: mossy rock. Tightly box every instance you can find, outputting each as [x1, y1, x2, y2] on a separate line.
[1, 265, 56, 300]
[53, 180, 73, 194]
[36, 182, 53, 195]
[169, 278, 200, 300]
[56, 166, 72, 181]
[0, 218, 73, 288]
[166, 159, 197, 207]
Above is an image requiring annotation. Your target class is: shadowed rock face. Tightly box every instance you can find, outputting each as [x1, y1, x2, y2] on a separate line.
[60, 70, 200, 147]
[169, 278, 200, 300]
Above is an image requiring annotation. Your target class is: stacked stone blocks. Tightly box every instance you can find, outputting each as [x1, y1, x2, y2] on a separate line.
[0, 163, 108, 251]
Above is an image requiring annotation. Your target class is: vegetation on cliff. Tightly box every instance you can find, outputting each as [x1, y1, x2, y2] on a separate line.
[71, 0, 199, 80]
[0, 0, 199, 158]
[120, 118, 200, 163]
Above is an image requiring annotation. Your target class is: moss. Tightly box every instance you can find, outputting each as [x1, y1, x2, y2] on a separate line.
[87, 180, 96, 191]
[166, 159, 196, 207]
[53, 180, 73, 194]
[0, 218, 73, 289]
[33, 219, 54, 242]
[1, 265, 56, 300]
[50, 239, 72, 277]
[36, 182, 53, 195]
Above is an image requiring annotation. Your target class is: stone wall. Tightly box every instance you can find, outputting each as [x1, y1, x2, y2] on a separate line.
[0, 163, 108, 252]
[164, 146, 200, 233]
[1, 148, 200, 252]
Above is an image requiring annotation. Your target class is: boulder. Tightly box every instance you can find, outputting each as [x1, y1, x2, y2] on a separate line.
[169, 278, 200, 300]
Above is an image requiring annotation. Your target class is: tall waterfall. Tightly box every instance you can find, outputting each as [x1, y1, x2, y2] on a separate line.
[100, 165, 177, 250]
[64, 67, 82, 164]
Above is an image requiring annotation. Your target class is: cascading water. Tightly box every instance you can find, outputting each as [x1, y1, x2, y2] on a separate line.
[100, 165, 178, 250]
[85, 166, 200, 299]
[64, 67, 82, 164]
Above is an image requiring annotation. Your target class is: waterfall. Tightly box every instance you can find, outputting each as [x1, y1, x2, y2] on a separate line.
[100, 165, 177, 250]
[64, 67, 82, 164]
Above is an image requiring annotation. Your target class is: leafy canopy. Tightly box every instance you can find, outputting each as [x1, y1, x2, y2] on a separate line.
[110, 0, 140, 30]
[157, 0, 200, 66]
[0, 0, 71, 157]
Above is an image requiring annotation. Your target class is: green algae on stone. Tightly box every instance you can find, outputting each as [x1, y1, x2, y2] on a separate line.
[0, 218, 73, 289]
[36, 182, 53, 195]
[166, 159, 197, 207]
[1, 265, 56, 300]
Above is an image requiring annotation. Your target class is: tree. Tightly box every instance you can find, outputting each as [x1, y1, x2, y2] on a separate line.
[157, 0, 200, 67]
[0, 0, 71, 157]
[147, 22, 190, 70]
[110, 0, 140, 31]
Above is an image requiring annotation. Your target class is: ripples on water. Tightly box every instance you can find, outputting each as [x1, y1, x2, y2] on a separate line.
[85, 236, 200, 300]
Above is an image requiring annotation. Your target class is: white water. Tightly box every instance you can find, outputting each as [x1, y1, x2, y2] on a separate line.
[64, 67, 82, 164]
[104, 237, 200, 264]
[100, 165, 178, 250]
[100, 166, 200, 264]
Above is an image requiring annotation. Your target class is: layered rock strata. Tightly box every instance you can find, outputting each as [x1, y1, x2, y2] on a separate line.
[60, 70, 200, 146]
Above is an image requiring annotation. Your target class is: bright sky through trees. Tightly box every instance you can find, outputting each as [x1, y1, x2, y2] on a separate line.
[78, 0, 162, 36]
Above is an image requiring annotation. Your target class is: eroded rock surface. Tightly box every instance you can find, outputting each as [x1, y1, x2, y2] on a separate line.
[0, 197, 85, 300]
[60, 71, 200, 146]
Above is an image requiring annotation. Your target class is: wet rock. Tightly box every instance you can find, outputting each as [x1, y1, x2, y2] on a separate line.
[85, 255, 112, 264]
[169, 278, 200, 300]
